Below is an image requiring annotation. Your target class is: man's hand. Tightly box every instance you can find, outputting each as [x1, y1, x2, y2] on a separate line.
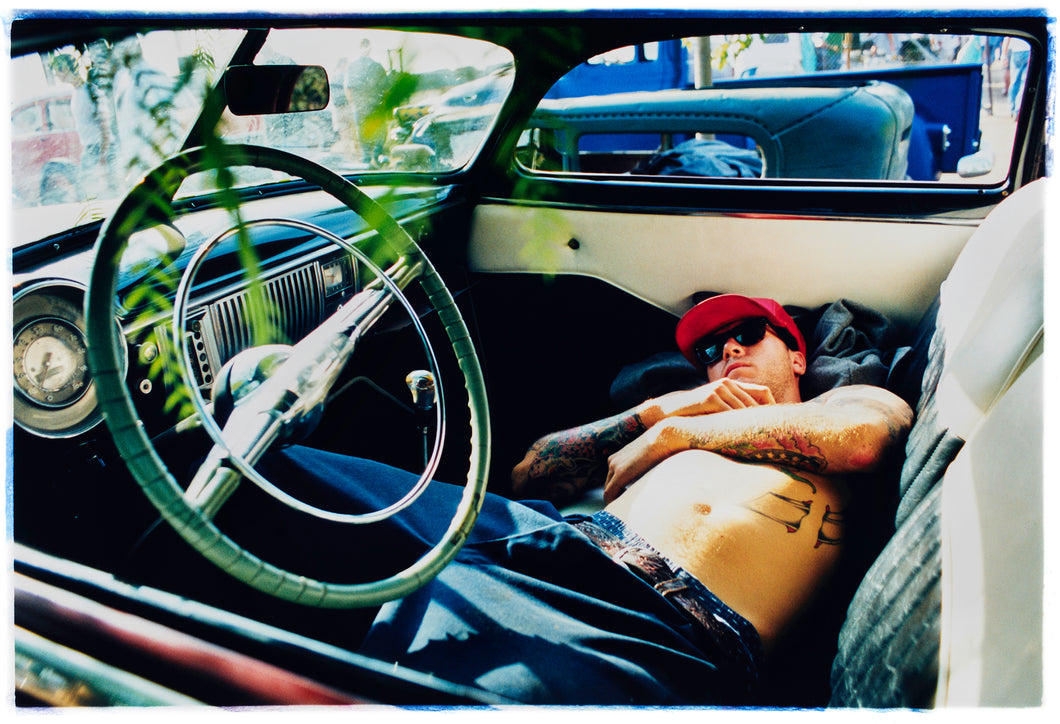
[602, 378, 777, 502]
[602, 424, 679, 503]
[639, 378, 776, 426]
[511, 379, 776, 505]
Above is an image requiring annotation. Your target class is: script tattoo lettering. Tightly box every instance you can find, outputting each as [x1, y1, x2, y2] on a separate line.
[745, 492, 813, 533]
[777, 466, 817, 493]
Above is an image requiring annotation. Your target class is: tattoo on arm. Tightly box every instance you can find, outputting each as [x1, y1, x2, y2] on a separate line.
[534, 411, 646, 463]
[689, 386, 914, 475]
[710, 431, 828, 473]
[531, 457, 606, 500]
[819, 386, 914, 453]
[525, 410, 647, 500]
[593, 411, 649, 456]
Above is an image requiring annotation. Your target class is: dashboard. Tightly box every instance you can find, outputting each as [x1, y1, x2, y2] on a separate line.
[11, 184, 457, 443]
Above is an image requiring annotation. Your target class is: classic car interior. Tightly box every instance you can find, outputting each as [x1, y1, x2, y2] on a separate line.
[8, 9, 1048, 709]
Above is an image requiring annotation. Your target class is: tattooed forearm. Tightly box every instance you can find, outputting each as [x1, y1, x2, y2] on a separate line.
[531, 411, 646, 467]
[669, 385, 913, 477]
[517, 410, 648, 503]
[527, 457, 606, 503]
[592, 411, 649, 457]
[700, 429, 828, 473]
[827, 395, 912, 449]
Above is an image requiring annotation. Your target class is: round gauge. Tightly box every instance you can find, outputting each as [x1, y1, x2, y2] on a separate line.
[12, 282, 124, 439]
[14, 317, 91, 407]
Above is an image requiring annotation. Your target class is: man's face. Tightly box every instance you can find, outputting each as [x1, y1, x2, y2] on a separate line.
[703, 319, 806, 403]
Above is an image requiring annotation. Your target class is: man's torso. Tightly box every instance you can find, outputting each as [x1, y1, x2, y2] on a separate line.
[604, 449, 849, 649]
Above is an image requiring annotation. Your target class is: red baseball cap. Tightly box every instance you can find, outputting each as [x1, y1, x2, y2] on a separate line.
[675, 294, 806, 366]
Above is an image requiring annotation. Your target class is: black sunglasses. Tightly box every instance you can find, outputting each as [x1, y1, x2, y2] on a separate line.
[693, 317, 797, 367]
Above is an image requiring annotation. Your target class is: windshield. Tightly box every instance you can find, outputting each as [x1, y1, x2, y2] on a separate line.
[10, 28, 243, 243]
[216, 29, 514, 179]
[9, 26, 515, 246]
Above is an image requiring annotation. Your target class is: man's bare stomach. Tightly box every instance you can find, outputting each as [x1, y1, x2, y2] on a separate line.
[604, 449, 849, 650]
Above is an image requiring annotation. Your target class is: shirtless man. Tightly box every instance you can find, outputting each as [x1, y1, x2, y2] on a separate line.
[511, 294, 913, 652]
[258, 294, 912, 705]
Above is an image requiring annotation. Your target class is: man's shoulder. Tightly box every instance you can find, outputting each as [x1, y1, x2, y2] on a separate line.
[810, 384, 914, 429]
[812, 383, 901, 404]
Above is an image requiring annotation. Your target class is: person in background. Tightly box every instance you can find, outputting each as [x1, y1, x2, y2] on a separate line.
[345, 38, 389, 167]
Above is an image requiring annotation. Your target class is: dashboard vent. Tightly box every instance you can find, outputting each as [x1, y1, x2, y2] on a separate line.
[206, 264, 325, 366]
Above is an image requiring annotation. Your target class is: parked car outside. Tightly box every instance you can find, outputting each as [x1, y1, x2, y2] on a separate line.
[10, 90, 82, 206]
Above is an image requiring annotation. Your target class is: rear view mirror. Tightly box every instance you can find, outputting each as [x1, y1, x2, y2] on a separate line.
[224, 65, 330, 116]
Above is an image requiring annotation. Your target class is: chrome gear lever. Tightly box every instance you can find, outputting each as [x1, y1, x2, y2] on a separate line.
[406, 370, 436, 468]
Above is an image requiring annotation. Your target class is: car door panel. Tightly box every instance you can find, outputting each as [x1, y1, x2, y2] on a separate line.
[469, 203, 976, 329]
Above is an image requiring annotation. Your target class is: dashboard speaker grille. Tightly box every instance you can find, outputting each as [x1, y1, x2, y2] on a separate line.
[206, 264, 325, 365]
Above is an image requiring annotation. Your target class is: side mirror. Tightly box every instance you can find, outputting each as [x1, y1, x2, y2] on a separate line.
[224, 65, 330, 116]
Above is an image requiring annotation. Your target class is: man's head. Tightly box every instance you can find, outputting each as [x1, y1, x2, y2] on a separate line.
[676, 295, 807, 402]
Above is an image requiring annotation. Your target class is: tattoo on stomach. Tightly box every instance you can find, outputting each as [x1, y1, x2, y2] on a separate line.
[743, 472, 844, 548]
[816, 506, 844, 548]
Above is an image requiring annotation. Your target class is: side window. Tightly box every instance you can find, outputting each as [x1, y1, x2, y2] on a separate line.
[518, 32, 1028, 185]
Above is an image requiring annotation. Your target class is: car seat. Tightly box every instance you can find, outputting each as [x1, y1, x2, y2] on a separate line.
[829, 178, 1045, 707]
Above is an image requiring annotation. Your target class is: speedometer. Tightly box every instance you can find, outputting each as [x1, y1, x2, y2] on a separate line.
[12, 282, 124, 438]
[14, 317, 90, 407]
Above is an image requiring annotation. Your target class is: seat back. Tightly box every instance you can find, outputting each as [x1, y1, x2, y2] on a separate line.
[829, 178, 1045, 708]
[936, 346, 1042, 705]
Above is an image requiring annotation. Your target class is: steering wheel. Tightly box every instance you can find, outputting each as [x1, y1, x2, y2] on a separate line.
[85, 144, 490, 608]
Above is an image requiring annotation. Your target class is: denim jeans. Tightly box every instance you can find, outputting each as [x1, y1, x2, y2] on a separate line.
[253, 445, 765, 705]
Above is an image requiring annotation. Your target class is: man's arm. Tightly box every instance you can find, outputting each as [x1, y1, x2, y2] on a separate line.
[602, 384, 913, 503]
[510, 408, 647, 505]
[510, 378, 777, 504]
